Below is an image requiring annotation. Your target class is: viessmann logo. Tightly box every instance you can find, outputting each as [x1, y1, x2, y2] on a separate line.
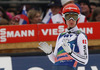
[0, 26, 93, 43]
[0, 28, 35, 42]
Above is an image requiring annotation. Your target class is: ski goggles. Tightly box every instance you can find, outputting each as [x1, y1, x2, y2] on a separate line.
[64, 12, 78, 21]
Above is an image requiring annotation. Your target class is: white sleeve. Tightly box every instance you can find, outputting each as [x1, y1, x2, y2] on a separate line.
[48, 52, 56, 63]
[70, 33, 89, 65]
[47, 33, 61, 63]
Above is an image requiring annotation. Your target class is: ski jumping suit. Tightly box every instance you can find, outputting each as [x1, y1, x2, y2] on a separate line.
[48, 26, 89, 70]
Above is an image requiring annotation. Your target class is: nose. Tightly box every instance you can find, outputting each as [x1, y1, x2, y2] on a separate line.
[38, 17, 42, 21]
[80, 3, 84, 8]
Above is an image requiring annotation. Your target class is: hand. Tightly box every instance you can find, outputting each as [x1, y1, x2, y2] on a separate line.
[38, 42, 52, 55]
[62, 38, 72, 54]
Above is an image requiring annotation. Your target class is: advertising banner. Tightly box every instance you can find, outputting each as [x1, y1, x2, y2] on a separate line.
[0, 24, 38, 43]
[38, 22, 100, 41]
[77, 22, 100, 40]
[38, 24, 67, 41]
[0, 22, 100, 43]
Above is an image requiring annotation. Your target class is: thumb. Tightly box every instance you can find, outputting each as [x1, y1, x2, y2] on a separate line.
[38, 46, 43, 49]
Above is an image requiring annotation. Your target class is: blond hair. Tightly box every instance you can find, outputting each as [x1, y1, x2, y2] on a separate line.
[28, 9, 41, 23]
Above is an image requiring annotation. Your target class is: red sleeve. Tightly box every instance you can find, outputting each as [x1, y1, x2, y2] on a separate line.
[84, 17, 88, 22]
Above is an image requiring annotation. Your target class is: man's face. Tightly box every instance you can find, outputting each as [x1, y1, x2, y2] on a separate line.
[66, 19, 76, 28]
[96, 14, 100, 21]
[80, 3, 90, 13]
[90, 5, 96, 13]
[64, 12, 78, 28]
[51, 6, 61, 15]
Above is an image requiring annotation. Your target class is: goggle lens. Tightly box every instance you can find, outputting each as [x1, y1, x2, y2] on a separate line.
[64, 13, 78, 21]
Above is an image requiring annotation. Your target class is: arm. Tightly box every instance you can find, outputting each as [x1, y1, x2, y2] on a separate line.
[48, 52, 56, 63]
[38, 42, 56, 63]
[48, 33, 62, 63]
[70, 33, 89, 65]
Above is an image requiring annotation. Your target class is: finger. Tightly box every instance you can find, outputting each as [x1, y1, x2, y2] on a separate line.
[64, 39, 68, 42]
[39, 42, 43, 46]
[44, 42, 48, 46]
[63, 38, 68, 42]
[50, 44, 52, 47]
[61, 44, 65, 48]
[43, 42, 48, 46]
[39, 42, 46, 47]
[62, 40, 66, 45]
[62, 38, 66, 43]
[67, 45, 71, 49]
[38, 46, 44, 50]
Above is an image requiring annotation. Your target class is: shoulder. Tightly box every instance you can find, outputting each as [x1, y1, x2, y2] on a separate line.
[57, 32, 66, 40]
[78, 31, 87, 39]
[77, 31, 88, 45]
[59, 32, 66, 37]
[60, 32, 66, 35]
[75, 30, 87, 38]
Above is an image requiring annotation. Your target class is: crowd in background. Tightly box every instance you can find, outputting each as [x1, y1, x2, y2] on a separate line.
[0, 0, 100, 25]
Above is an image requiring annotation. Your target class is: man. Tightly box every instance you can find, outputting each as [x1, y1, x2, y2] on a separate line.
[38, 4, 89, 70]
[90, 2, 97, 13]
[61, 0, 88, 23]
[42, 0, 63, 24]
[78, 0, 92, 21]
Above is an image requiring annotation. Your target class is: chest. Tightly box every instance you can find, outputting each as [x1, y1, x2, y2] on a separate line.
[57, 33, 79, 52]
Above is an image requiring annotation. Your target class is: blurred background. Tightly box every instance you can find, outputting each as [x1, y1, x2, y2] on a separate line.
[0, 0, 100, 70]
[0, 0, 99, 56]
